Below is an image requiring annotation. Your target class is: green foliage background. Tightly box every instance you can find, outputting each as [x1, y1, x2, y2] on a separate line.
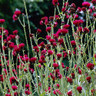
[0, 0, 50, 42]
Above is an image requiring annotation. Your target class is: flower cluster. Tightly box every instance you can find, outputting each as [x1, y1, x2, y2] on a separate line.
[0, 0, 96, 96]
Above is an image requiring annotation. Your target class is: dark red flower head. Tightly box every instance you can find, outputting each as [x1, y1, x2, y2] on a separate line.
[0, 19, 5, 24]
[25, 90, 30, 95]
[19, 43, 25, 49]
[25, 84, 30, 89]
[0, 75, 4, 82]
[13, 14, 18, 21]
[71, 73, 75, 79]
[13, 30, 18, 35]
[9, 76, 17, 85]
[93, 13, 96, 18]
[57, 53, 62, 59]
[12, 85, 18, 91]
[14, 10, 21, 16]
[14, 92, 18, 96]
[83, 27, 89, 33]
[52, 0, 59, 6]
[77, 86, 82, 93]
[5, 94, 11, 96]
[46, 27, 51, 32]
[86, 76, 91, 83]
[73, 20, 84, 26]
[61, 28, 68, 35]
[67, 77, 73, 84]
[71, 40, 76, 46]
[63, 24, 70, 29]
[82, 2, 90, 7]
[30, 57, 37, 63]
[67, 90, 72, 96]
[48, 50, 54, 55]
[87, 63, 94, 70]
[53, 63, 59, 68]
[92, 0, 96, 4]
[37, 28, 42, 33]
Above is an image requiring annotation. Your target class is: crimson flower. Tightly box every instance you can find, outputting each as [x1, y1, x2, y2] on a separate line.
[86, 76, 91, 83]
[83, 27, 89, 33]
[63, 24, 70, 29]
[67, 77, 73, 84]
[73, 20, 83, 26]
[48, 50, 54, 55]
[87, 63, 94, 70]
[37, 28, 42, 33]
[14, 10, 21, 16]
[46, 27, 51, 32]
[9, 76, 17, 85]
[0, 19, 5, 24]
[67, 90, 72, 96]
[82, 2, 90, 7]
[52, 0, 59, 6]
[71, 73, 75, 79]
[92, 0, 96, 4]
[12, 85, 18, 91]
[5, 94, 11, 96]
[53, 63, 59, 68]
[0, 75, 4, 82]
[77, 86, 82, 93]
[13, 14, 18, 21]
[25, 84, 30, 89]
[30, 57, 37, 63]
[71, 40, 76, 46]
[25, 90, 30, 95]
[57, 53, 62, 59]
[93, 13, 96, 18]
[13, 30, 18, 35]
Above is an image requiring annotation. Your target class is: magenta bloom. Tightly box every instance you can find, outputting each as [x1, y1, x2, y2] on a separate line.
[13, 14, 18, 21]
[46, 27, 51, 32]
[12, 85, 18, 90]
[73, 20, 84, 26]
[52, 0, 58, 5]
[87, 63, 94, 70]
[92, 0, 96, 4]
[93, 13, 96, 18]
[0, 75, 3, 82]
[71, 40, 76, 46]
[13, 30, 18, 35]
[48, 50, 54, 55]
[63, 24, 70, 29]
[86, 76, 91, 83]
[37, 28, 42, 33]
[30, 57, 37, 63]
[67, 90, 72, 96]
[0, 19, 5, 24]
[53, 63, 59, 68]
[67, 77, 73, 84]
[77, 86, 82, 93]
[14, 10, 21, 16]
[82, 2, 90, 7]
[25, 90, 31, 95]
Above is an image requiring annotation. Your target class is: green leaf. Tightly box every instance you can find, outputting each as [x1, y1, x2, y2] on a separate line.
[40, 92, 46, 96]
